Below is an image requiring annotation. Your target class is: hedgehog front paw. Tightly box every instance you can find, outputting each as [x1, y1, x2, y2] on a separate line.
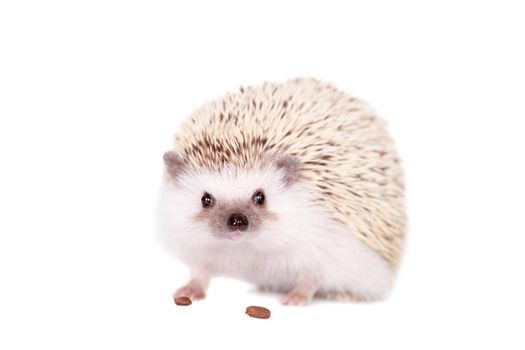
[173, 280, 207, 301]
[281, 291, 311, 306]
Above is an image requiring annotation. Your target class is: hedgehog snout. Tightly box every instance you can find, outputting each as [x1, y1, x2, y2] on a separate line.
[227, 213, 249, 231]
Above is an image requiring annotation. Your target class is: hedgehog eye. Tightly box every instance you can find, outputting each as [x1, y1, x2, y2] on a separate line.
[252, 190, 265, 205]
[201, 192, 215, 208]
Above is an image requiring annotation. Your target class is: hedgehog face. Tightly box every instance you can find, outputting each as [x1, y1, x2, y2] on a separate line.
[158, 151, 301, 244]
[191, 186, 276, 241]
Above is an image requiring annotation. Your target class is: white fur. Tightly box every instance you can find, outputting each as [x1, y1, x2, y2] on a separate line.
[157, 166, 395, 301]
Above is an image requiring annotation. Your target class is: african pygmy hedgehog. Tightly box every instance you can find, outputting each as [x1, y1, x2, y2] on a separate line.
[157, 78, 406, 305]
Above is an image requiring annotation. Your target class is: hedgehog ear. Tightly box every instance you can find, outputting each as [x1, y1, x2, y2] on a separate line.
[274, 154, 301, 186]
[163, 151, 186, 178]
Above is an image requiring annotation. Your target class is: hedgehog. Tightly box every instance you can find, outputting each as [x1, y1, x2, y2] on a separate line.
[157, 78, 406, 305]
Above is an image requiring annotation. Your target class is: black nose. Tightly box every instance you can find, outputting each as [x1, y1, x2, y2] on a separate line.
[227, 213, 249, 231]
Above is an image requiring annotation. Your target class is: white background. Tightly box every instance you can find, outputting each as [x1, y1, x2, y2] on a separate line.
[1, 1, 524, 349]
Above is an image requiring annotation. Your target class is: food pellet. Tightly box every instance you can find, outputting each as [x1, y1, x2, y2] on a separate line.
[174, 296, 192, 306]
[245, 306, 271, 319]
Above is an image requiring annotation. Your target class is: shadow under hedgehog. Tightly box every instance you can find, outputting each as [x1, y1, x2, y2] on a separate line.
[157, 78, 407, 306]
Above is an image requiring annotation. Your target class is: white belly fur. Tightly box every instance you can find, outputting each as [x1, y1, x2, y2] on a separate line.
[172, 210, 395, 301]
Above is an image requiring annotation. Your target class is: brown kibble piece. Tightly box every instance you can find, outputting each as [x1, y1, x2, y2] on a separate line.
[245, 306, 271, 319]
[174, 296, 192, 306]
